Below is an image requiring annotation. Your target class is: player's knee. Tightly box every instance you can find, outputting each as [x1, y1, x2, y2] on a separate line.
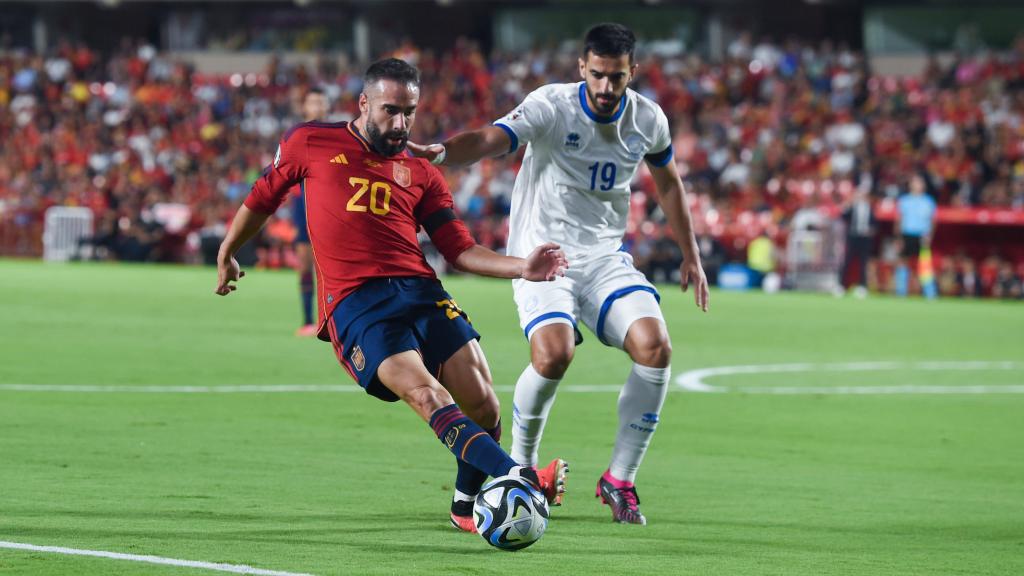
[630, 333, 672, 368]
[532, 347, 573, 379]
[463, 392, 501, 429]
[399, 381, 450, 416]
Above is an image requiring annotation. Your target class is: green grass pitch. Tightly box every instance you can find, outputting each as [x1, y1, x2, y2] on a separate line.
[1, 258, 1022, 575]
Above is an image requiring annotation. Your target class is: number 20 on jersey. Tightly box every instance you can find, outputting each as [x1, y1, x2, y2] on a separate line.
[346, 177, 391, 215]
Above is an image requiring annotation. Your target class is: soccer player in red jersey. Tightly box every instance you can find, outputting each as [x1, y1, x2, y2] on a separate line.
[214, 59, 567, 532]
[290, 87, 329, 337]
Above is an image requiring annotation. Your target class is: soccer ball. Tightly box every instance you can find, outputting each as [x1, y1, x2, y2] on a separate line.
[473, 474, 549, 551]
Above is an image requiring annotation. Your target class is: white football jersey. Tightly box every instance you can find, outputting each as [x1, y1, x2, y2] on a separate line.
[494, 82, 673, 262]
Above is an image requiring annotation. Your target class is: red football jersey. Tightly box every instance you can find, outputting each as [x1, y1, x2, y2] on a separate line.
[244, 121, 475, 340]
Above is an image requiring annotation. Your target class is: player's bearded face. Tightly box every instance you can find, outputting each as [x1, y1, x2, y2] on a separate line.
[362, 80, 419, 157]
[580, 53, 636, 116]
[365, 116, 409, 157]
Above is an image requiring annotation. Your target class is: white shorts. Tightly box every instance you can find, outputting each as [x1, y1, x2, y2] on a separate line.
[513, 250, 664, 349]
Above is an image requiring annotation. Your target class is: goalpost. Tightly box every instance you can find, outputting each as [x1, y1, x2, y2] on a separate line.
[42, 207, 93, 262]
[784, 209, 844, 293]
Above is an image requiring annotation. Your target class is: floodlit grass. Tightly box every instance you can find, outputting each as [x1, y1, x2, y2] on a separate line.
[1, 259, 1022, 575]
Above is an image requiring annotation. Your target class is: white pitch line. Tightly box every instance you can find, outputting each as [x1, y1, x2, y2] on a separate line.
[732, 385, 1024, 395]
[675, 361, 1024, 394]
[4, 361, 1021, 395]
[0, 540, 314, 576]
[0, 384, 358, 393]
[0, 384, 626, 394]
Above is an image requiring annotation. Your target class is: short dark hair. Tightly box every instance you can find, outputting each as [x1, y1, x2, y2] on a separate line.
[583, 23, 636, 61]
[305, 86, 325, 97]
[363, 58, 420, 89]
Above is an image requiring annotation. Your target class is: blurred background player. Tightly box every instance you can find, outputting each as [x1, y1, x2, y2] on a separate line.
[215, 58, 567, 533]
[894, 174, 938, 298]
[292, 87, 330, 337]
[411, 23, 710, 525]
[836, 188, 877, 298]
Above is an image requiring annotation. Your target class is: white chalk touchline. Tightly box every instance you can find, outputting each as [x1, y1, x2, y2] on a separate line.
[0, 384, 357, 393]
[675, 361, 1024, 394]
[0, 383, 625, 393]
[0, 540, 314, 576]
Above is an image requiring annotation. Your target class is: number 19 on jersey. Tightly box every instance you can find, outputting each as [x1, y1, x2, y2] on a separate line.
[588, 162, 617, 191]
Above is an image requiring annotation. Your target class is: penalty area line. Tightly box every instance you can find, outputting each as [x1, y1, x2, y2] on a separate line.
[0, 540, 314, 576]
[675, 360, 1024, 394]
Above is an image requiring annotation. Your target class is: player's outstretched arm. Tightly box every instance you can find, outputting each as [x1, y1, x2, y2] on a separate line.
[649, 160, 710, 312]
[407, 126, 512, 168]
[215, 205, 271, 296]
[454, 243, 568, 282]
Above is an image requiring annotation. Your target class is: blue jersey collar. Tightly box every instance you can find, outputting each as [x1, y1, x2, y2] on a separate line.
[578, 83, 626, 124]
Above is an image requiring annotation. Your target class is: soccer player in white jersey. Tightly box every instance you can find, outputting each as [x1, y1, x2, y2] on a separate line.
[410, 23, 709, 525]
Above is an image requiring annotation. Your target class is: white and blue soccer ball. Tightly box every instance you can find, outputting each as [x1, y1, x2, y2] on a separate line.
[473, 474, 549, 551]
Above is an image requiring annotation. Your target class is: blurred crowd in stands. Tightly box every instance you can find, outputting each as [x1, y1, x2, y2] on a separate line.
[1, 32, 1023, 298]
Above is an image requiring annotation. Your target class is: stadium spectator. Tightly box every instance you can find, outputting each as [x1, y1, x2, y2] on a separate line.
[2, 31, 1023, 297]
[746, 232, 776, 289]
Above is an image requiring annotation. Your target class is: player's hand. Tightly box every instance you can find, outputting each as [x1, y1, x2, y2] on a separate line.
[215, 256, 245, 296]
[407, 141, 444, 163]
[680, 260, 710, 312]
[522, 243, 568, 282]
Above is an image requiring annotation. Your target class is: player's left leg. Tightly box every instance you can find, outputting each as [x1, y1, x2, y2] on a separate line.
[600, 301, 671, 526]
[291, 191, 315, 336]
[580, 253, 669, 525]
[294, 242, 315, 336]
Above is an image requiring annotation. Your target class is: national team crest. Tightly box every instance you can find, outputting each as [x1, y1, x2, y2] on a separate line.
[393, 162, 411, 188]
[625, 134, 646, 161]
[350, 345, 366, 371]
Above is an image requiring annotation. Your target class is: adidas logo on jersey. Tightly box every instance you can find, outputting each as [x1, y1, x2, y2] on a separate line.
[329, 153, 348, 165]
[564, 132, 581, 149]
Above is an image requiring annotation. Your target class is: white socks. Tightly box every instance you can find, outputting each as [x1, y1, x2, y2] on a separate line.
[510, 364, 561, 467]
[609, 363, 670, 483]
[510, 361, 669, 483]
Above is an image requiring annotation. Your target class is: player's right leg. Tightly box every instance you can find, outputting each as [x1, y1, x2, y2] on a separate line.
[326, 281, 541, 506]
[510, 277, 579, 505]
[515, 323, 576, 467]
[441, 340, 567, 529]
[375, 350, 541, 494]
[437, 339, 502, 531]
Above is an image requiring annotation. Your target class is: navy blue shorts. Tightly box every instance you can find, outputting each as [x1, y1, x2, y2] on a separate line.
[291, 191, 310, 244]
[328, 277, 480, 402]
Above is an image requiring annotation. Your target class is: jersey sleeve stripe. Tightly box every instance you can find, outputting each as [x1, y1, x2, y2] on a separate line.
[421, 207, 457, 235]
[492, 122, 519, 154]
[645, 144, 674, 167]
